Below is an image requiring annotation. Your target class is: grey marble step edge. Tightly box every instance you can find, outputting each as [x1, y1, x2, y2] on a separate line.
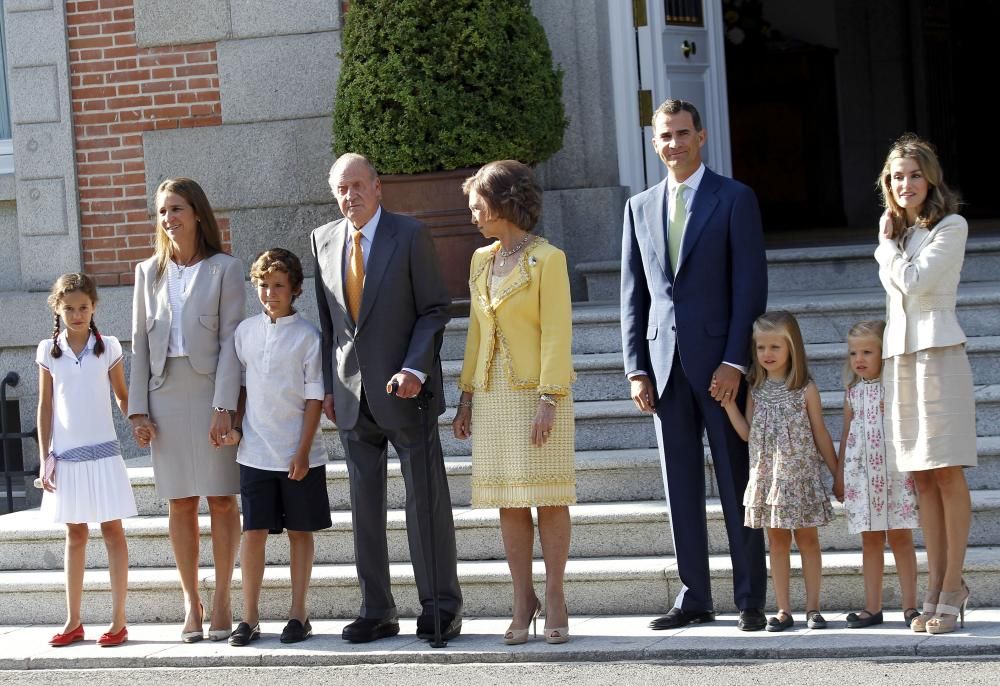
[0, 548, 996, 622]
[4, 493, 1000, 571]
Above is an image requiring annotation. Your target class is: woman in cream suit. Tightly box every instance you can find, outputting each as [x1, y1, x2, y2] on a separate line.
[875, 135, 976, 635]
[129, 178, 245, 642]
[452, 161, 575, 645]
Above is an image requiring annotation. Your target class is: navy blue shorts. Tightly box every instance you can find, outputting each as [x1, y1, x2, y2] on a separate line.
[239, 464, 332, 533]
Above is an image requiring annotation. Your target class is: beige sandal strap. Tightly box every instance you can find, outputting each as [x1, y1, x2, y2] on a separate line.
[935, 603, 960, 616]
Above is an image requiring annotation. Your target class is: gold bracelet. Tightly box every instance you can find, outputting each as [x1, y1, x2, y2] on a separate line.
[457, 400, 473, 408]
[539, 394, 558, 407]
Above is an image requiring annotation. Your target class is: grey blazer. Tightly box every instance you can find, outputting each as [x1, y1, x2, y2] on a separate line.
[311, 209, 450, 431]
[129, 252, 246, 416]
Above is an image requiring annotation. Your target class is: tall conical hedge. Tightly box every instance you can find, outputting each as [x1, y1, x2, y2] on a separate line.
[333, 0, 567, 174]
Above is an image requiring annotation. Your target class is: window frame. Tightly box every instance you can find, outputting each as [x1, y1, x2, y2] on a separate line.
[0, 4, 13, 174]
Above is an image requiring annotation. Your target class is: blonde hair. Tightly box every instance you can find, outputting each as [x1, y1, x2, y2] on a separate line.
[746, 311, 810, 390]
[877, 134, 960, 240]
[843, 320, 886, 388]
[152, 178, 224, 281]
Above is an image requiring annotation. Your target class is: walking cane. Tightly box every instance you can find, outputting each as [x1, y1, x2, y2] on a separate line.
[388, 376, 447, 648]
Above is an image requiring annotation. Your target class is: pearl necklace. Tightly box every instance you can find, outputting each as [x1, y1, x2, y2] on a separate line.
[497, 234, 532, 267]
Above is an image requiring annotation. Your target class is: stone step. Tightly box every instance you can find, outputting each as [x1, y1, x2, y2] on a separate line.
[0, 546, 996, 623]
[321, 386, 1000, 458]
[440, 336, 1000, 405]
[6, 491, 1000, 572]
[575, 238, 1000, 302]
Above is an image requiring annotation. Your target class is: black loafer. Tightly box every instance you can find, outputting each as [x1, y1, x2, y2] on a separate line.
[416, 609, 462, 641]
[228, 621, 261, 647]
[766, 612, 794, 632]
[280, 618, 313, 644]
[649, 607, 716, 630]
[341, 616, 400, 643]
[845, 609, 883, 629]
[806, 610, 828, 629]
[737, 607, 767, 632]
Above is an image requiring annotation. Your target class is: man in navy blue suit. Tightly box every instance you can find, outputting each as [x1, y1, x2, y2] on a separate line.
[620, 99, 768, 631]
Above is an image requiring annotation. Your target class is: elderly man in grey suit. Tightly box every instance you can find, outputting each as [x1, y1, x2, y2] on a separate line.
[311, 153, 462, 643]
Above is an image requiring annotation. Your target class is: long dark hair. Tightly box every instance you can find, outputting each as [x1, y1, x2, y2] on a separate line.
[47, 273, 105, 358]
[153, 177, 224, 280]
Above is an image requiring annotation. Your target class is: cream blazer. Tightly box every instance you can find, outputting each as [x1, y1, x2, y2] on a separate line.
[875, 213, 967, 358]
[129, 252, 245, 416]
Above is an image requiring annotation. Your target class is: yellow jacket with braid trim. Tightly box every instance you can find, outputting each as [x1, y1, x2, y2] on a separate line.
[458, 237, 575, 396]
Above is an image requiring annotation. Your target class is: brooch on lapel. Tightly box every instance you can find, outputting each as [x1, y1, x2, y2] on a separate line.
[209, 264, 219, 275]
[528, 256, 538, 267]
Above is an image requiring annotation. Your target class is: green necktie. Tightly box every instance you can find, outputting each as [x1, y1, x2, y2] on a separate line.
[668, 183, 687, 273]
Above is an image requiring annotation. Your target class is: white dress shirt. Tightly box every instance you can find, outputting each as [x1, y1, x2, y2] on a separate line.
[235, 311, 326, 471]
[166, 260, 202, 357]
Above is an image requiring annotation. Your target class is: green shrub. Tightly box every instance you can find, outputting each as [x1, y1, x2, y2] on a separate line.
[333, 0, 567, 174]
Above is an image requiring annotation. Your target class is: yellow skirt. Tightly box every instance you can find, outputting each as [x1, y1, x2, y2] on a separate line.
[470, 357, 576, 508]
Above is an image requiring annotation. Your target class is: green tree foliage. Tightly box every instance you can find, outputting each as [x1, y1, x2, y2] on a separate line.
[333, 0, 567, 174]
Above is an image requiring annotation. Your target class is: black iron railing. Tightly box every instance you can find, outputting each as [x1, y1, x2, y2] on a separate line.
[1, 372, 38, 513]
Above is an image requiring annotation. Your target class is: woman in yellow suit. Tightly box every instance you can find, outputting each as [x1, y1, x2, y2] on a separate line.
[453, 160, 576, 645]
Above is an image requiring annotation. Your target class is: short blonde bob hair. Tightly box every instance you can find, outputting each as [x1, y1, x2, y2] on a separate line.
[842, 320, 886, 388]
[746, 311, 810, 391]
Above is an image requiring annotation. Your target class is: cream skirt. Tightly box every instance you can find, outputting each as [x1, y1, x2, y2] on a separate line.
[40, 455, 137, 524]
[884, 344, 977, 472]
[148, 357, 240, 499]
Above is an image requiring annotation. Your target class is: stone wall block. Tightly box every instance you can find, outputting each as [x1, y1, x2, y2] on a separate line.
[230, 0, 341, 37]
[134, 0, 231, 48]
[228, 203, 340, 278]
[143, 118, 335, 211]
[8, 66, 60, 124]
[218, 32, 341, 123]
[15, 177, 67, 236]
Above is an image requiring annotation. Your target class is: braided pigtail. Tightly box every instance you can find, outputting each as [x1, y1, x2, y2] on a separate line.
[90, 319, 105, 357]
[51, 314, 63, 359]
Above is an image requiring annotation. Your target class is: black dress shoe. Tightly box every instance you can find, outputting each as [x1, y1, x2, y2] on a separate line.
[416, 609, 462, 641]
[649, 607, 716, 630]
[766, 612, 794, 632]
[228, 621, 261, 647]
[737, 607, 767, 632]
[341, 616, 400, 643]
[845, 609, 883, 629]
[280, 618, 313, 644]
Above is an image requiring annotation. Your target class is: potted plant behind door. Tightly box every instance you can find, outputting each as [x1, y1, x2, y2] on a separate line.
[333, 0, 567, 302]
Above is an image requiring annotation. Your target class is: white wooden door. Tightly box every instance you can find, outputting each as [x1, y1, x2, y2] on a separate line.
[609, 0, 732, 194]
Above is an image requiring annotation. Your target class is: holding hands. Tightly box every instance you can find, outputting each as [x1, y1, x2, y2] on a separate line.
[129, 414, 158, 449]
[709, 364, 741, 404]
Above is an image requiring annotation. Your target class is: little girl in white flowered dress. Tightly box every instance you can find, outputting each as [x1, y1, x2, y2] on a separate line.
[838, 320, 919, 629]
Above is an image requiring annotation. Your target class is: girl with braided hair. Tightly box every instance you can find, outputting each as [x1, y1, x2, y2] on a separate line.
[37, 272, 137, 647]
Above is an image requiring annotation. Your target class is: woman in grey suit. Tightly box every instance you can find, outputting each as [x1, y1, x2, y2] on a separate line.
[129, 178, 245, 642]
[875, 135, 976, 635]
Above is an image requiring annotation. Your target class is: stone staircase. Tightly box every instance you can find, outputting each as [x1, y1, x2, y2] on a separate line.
[1, 239, 999, 624]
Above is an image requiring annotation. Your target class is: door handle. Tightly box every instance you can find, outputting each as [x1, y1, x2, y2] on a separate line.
[682, 40, 697, 58]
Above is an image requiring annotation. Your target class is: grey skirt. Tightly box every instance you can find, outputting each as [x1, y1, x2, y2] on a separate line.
[149, 357, 240, 498]
[884, 344, 977, 472]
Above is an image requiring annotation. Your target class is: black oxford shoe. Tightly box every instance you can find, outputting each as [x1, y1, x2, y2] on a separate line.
[341, 616, 400, 643]
[649, 607, 716, 630]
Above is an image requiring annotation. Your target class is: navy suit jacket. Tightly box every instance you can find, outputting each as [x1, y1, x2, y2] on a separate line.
[620, 167, 767, 398]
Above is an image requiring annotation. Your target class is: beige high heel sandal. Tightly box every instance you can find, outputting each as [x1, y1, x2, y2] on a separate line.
[544, 604, 570, 645]
[926, 581, 970, 635]
[910, 589, 941, 633]
[504, 597, 542, 645]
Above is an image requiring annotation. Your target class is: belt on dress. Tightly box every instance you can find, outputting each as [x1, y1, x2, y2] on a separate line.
[54, 440, 120, 462]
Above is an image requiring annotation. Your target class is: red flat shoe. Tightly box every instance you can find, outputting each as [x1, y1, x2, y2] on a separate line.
[97, 625, 128, 647]
[49, 624, 85, 647]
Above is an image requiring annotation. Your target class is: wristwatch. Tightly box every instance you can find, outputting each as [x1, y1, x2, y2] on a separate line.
[539, 394, 558, 407]
[213, 406, 231, 414]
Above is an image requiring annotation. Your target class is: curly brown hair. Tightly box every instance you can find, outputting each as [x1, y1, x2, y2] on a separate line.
[461, 160, 543, 232]
[249, 248, 304, 301]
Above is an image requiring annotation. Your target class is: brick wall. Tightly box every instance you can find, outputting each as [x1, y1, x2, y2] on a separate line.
[66, 0, 228, 286]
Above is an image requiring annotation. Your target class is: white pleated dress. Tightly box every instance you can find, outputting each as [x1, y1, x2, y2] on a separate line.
[36, 333, 137, 524]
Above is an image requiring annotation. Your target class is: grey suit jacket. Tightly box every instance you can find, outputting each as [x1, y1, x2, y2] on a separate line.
[311, 209, 450, 431]
[129, 252, 246, 416]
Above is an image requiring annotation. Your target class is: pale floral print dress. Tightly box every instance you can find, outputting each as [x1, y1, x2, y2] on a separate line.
[745, 378, 833, 529]
[843, 379, 919, 534]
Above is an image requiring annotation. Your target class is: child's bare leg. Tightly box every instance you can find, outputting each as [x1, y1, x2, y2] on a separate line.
[766, 527, 793, 615]
[287, 530, 315, 623]
[64, 523, 89, 632]
[887, 528, 918, 610]
[100, 519, 128, 632]
[794, 527, 822, 611]
[239, 530, 268, 626]
[860, 530, 886, 612]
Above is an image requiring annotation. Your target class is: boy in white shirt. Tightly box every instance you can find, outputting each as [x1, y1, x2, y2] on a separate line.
[226, 248, 330, 646]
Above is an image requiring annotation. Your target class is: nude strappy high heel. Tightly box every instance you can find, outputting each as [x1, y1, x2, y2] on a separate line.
[544, 604, 570, 645]
[926, 581, 970, 635]
[504, 597, 542, 645]
[910, 592, 939, 633]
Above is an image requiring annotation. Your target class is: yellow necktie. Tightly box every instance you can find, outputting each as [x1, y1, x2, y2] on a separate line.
[346, 230, 365, 321]
[668, 183, 687, 273]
